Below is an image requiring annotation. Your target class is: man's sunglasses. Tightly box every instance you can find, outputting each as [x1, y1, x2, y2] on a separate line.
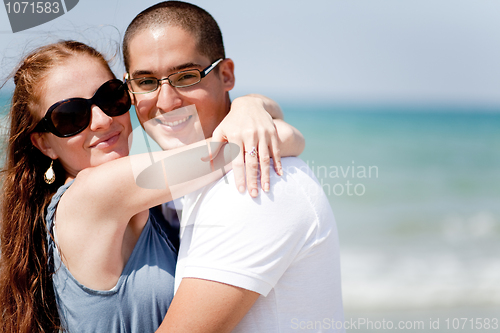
[34, 79, 131, 138]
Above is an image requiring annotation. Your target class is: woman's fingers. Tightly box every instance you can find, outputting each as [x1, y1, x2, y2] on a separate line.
[257, 141, 271, 193]
[232, 144, 247, 194]
[244, 144, 260, 198]
[208, 95, 283, 196]
[269, 129, 283, 176]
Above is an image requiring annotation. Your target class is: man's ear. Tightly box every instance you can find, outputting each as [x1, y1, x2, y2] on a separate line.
[30, 132, 58, 159]
[219, 58, 235, 92]
[124, 73, 136, 106]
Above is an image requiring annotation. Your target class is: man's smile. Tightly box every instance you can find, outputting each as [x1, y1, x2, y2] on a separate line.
[154, 115, 193, 127]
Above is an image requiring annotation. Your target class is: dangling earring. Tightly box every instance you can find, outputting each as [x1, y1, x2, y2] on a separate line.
[44, 160, 55, 184]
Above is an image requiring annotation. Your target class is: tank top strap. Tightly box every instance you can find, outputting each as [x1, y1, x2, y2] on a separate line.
[46, 180, 74, 273]
[148, 206, 178, 254]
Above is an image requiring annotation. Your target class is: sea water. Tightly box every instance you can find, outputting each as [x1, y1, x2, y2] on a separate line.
[2, 93, 499, 331]
[283, 104, 500, 331]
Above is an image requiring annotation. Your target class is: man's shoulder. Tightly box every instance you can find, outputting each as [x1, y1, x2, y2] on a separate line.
[197, 157, 323, 211]
[206, 157, 314, 194]
[218, 156, 312, 183]
[280, 156, 308, 168]
[280, 157, 315, 179]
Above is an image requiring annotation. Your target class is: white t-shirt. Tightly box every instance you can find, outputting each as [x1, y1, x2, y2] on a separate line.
[175, 157, 345, 332]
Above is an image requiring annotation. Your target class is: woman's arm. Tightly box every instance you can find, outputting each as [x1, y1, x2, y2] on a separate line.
[274, 118, 305, 157]
[63, 139, 237, 227]
[243, 93, 284, 119]
[53, 139, 237, 290]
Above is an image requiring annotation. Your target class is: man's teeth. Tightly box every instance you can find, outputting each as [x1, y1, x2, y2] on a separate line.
[157, 115, 191, 126]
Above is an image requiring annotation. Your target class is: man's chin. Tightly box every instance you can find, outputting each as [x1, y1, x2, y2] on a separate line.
[156, 137, 189, 151]
[144, 125, 192, 150]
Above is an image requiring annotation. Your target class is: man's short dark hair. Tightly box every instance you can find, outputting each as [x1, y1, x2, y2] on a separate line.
[123, 1, 225, 71]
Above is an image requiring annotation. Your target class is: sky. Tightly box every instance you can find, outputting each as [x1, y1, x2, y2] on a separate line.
[1, 0, 500, 107]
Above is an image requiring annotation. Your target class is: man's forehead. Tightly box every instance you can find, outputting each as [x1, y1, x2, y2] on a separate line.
[127, 27, 208, 75]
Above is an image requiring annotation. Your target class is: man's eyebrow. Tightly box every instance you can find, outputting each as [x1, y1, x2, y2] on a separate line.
[131, 70, 154, 77]
[171, 62, 201, 72]
[130, 63, 202, 78]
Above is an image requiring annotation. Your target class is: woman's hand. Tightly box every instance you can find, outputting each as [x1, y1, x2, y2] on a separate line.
[210, 95, 283, 198]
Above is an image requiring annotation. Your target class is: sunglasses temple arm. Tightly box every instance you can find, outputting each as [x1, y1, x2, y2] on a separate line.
[33, 120, 46, 133]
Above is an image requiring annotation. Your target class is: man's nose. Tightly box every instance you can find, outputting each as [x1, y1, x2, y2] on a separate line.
[156, 80, 183, 112]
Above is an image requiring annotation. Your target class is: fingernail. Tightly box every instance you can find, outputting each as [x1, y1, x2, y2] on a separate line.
[251, 189, 258, 197]
[277, 168, 283, 176]
[239, 186, 245, 193]
[263, 183, 270, 192]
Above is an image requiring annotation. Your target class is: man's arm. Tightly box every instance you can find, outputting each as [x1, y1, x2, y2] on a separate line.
[157, 278, 259, 333]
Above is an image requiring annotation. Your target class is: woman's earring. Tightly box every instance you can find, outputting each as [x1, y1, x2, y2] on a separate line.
[44, 160, 55, 184]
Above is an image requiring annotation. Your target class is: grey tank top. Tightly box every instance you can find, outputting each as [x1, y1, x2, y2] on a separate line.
[46, 181, 177, 332]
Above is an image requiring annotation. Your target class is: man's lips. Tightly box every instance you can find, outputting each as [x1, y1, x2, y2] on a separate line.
[89, 131, 121, 148]
[154, 115, 193, 127]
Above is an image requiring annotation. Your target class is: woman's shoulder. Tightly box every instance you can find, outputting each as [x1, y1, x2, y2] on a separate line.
[46, 180, 74, 225]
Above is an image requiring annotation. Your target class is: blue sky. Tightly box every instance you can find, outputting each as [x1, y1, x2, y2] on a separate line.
[1, 0, 500, 106]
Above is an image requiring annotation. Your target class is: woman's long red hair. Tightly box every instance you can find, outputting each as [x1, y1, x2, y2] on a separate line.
[0, 41, 112, 333]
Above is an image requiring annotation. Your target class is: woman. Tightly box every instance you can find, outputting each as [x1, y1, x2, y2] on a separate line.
[0, 41, 304, 332]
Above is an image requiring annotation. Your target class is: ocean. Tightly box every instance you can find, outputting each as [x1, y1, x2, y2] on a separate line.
[282, 104, 500, 331]
[2, 94, 499, 331]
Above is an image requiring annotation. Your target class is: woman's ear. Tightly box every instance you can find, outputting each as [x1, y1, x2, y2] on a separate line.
[219, 58, 235, 92]
[30, 132, 58, 159]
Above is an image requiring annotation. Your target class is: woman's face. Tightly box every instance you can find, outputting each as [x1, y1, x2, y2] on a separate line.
[32, 55, 132, 178]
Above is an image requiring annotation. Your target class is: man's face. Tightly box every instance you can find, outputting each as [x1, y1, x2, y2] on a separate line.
[126, 25, 234, 150]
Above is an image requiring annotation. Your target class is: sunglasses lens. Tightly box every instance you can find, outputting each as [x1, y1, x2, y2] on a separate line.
[39, 80, 130, 137]
[50, 99, 91, 137]
[94, 80, 131, 117]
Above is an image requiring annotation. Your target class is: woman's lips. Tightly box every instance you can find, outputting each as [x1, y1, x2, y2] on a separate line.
[90, 131, 121, 149]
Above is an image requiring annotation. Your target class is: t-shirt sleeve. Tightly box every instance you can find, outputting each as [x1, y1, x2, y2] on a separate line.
[177, 165, 322, 296]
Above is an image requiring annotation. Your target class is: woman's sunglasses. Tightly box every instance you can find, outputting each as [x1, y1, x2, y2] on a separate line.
[34, 79, 131, 138]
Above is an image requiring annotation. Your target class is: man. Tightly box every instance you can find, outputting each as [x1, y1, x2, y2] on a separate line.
[123, 2, 344, 332]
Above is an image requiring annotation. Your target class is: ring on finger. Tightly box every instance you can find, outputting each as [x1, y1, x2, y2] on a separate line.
[245, 146, 258, 158]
